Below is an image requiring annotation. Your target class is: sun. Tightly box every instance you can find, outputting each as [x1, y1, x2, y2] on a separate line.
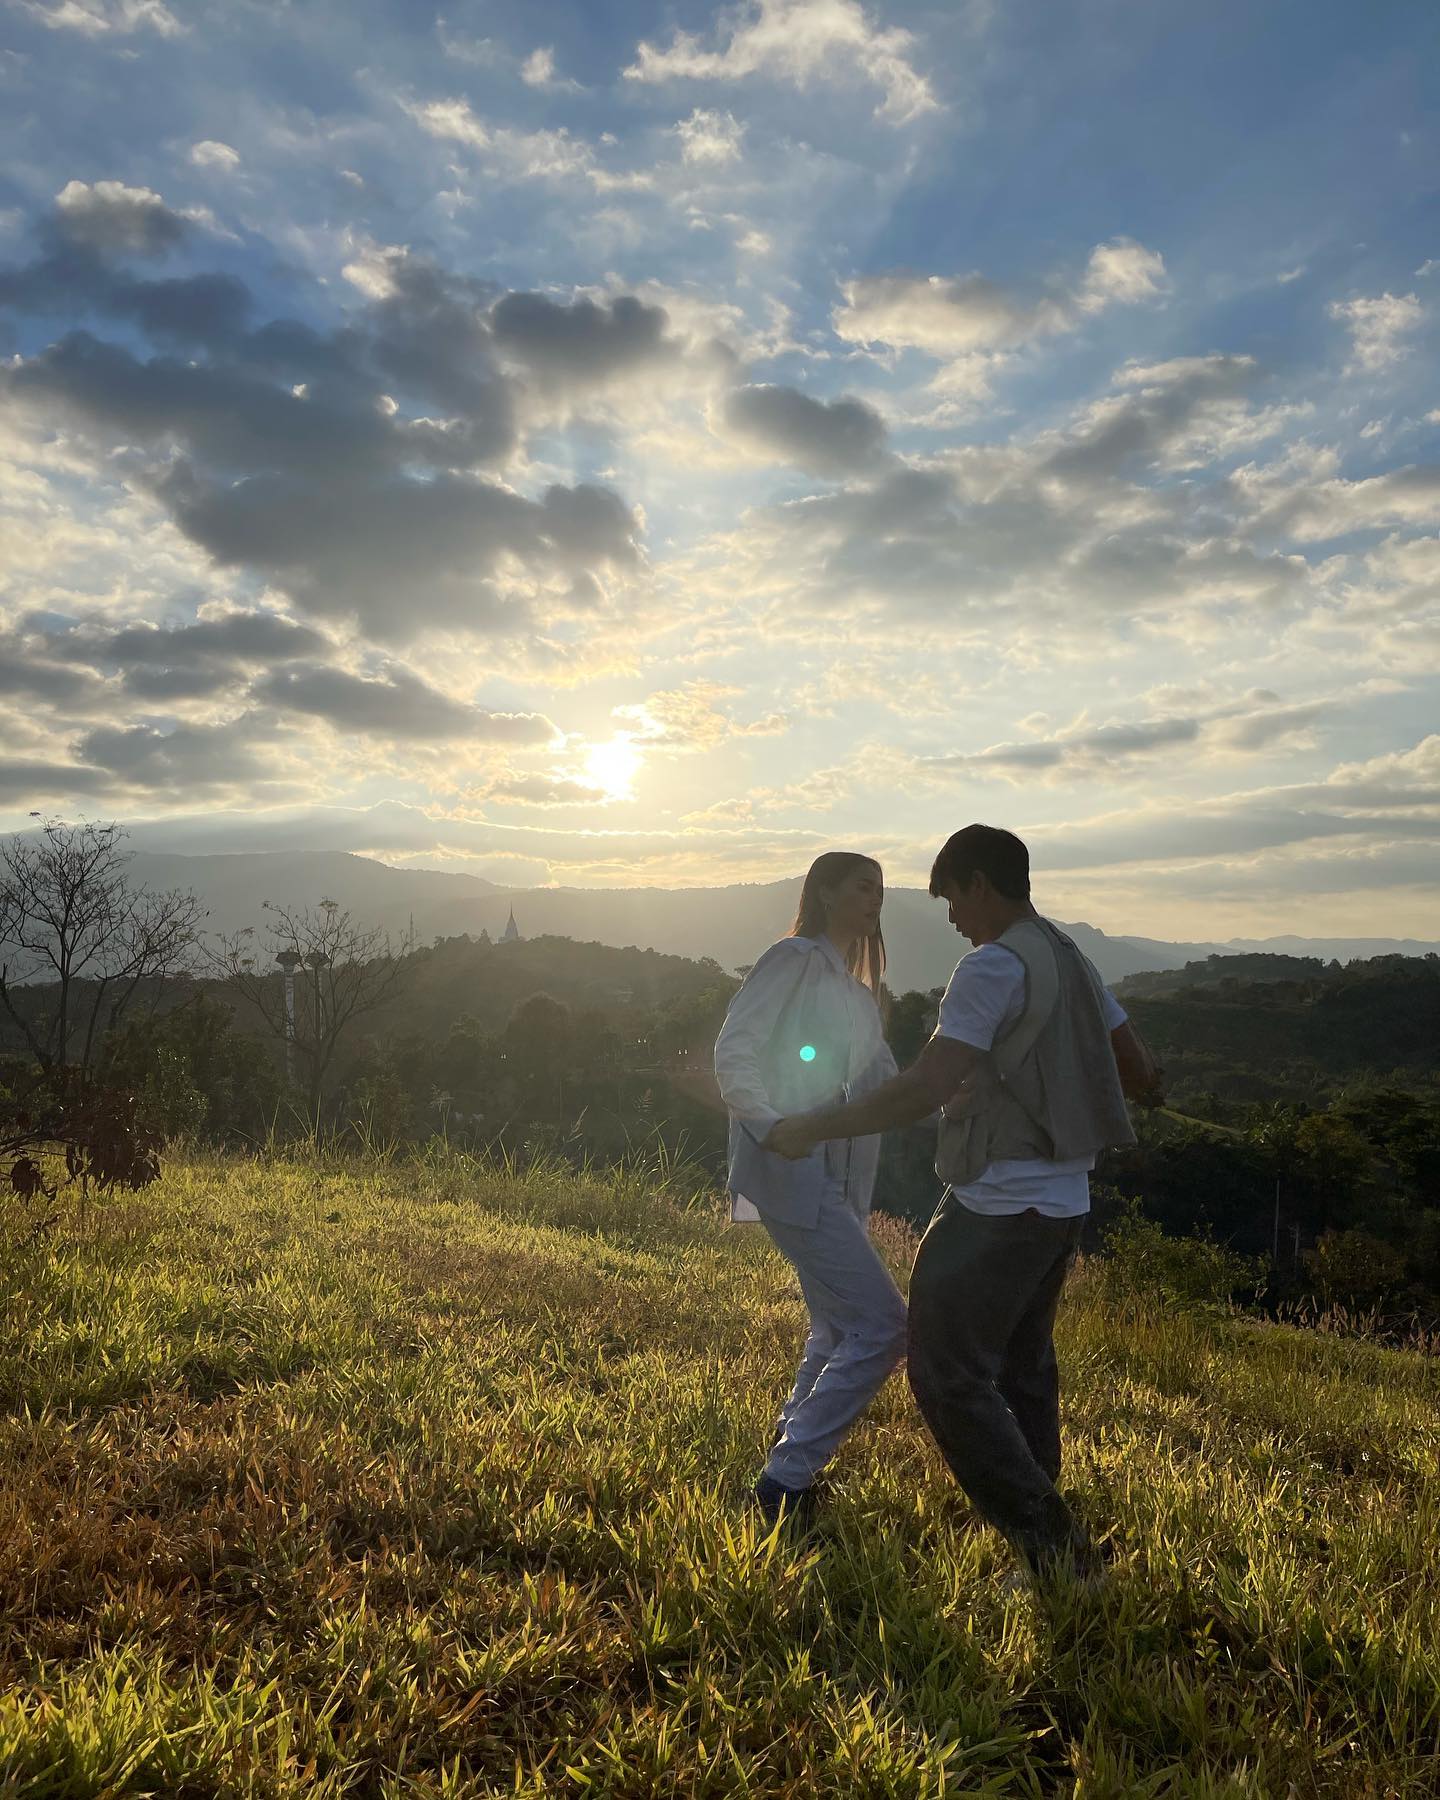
[582, 734, 642, 799]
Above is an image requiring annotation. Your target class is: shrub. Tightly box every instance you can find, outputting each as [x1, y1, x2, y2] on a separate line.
[1098, 1191, 1265, 1308]
[1304, 1227, 1407, 1305]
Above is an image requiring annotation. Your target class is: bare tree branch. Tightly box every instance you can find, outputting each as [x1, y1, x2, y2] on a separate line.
[0, 819, 205, 1078]
[206, 899, 415, 1124]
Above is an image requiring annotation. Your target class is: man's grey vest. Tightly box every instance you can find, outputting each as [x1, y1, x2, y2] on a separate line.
[935, 917, 1136, 1188]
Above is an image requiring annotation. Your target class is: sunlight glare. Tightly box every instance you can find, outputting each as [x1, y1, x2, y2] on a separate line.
[583, 734, 642, 799]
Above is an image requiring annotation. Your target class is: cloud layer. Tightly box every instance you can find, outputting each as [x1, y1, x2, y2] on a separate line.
[0, 0, 1435, 938]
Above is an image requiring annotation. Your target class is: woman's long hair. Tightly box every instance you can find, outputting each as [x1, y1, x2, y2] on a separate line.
[790, 851, 887, 997]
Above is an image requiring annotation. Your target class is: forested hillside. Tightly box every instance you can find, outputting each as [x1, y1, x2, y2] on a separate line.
[1119, 953, 1439, 1104]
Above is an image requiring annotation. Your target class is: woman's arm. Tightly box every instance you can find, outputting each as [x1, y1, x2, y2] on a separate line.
[713, 941, 813, 1133]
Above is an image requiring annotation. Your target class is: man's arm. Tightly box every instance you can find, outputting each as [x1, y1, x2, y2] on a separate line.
[1111, 1018, 1165, 1107]
[766, 1035, 983, 1157]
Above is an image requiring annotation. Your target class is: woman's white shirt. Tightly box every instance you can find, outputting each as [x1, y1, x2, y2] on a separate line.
[714, 935, 895, 1223]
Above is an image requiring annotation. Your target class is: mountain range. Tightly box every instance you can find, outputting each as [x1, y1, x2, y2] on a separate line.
[118, 850, 1440, 994]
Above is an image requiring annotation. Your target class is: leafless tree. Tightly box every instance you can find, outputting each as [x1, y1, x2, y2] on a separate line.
[208, 899, 414, 1124]
[0, 818, 204, 1079]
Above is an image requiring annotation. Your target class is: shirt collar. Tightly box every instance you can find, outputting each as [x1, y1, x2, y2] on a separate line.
[801, 933, 849, 975]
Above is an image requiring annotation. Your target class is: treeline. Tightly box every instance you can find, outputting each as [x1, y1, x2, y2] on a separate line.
[1117, 952, 1439, 1108]
[1, 927, 743, 1158]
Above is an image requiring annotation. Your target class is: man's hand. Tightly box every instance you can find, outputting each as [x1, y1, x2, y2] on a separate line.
[941, 1065, 990, 1120]
[764, 1116, 819, 1160]
[1111, 1020, 1166, 1108]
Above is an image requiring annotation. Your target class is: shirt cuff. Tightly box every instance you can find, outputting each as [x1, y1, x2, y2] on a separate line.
[739, 1105, 783, 1138]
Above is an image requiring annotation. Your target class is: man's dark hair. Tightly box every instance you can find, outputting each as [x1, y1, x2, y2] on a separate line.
[928, 824, 1031, 901]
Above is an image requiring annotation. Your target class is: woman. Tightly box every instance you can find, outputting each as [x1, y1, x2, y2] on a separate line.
[713, 851, 907, 1527]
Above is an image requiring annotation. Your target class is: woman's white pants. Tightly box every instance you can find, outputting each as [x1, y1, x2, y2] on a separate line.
[759, 1178, 907, 1491]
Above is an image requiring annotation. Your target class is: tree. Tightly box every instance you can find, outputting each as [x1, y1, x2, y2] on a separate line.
[209, 900, 414, 1126]
[104, 993, 284, 1141]
[887, 987, 945, 1067]
[427, 1014, 504, 1113]
[650, 983, 736, 1065]
[1293, 1113, 1376, 1227]
[504, 992, 573, 1120]
[0, 818, 203, 1080]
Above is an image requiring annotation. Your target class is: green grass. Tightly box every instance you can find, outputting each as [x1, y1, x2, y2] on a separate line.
[2, 1149, 1438, 1797]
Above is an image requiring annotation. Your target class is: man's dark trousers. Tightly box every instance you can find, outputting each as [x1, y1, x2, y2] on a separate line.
[907, 1196, 1088, 1570]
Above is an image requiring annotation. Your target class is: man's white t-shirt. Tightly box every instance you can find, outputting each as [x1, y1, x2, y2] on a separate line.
[935, 941, 1128, 1219]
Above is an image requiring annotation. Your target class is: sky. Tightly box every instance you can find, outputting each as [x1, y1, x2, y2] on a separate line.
[1, 0, 1437, 940]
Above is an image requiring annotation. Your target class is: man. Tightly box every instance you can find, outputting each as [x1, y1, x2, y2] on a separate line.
[767, 824, 1162, 1579]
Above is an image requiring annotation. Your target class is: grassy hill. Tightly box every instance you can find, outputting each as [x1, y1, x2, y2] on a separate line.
[3, 1153, 1439, 1796]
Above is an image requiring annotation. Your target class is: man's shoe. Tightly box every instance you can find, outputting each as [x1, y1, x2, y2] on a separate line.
[1026, 1534, 1113, 1597]
[752, 1472, 816, 1532]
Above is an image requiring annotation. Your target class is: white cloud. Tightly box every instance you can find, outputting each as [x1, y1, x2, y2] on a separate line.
[407, 95, 491, 150]
[483, 772, 613, 807]
[834, 272, 1052, 356]
[403, 96, 651, 192]
[614, 681, 788, 751]
[625, 0, 938, 126]
[673, 107, 746, 165]
[338, 239, 406, 299]
[914, 689, 1340, 785]
[833, 238, 1167, 358]
[519, 45, 580, 90]
[189, 140, 241, 171]
[17, 0, 181, 34]
[1330, 733, 1440, 790]
[1239, 462, 1440, 542]
[676, 351, 1332, 654]
[521, 45, 556, 85]
[1077, 238, 1168, 312]
[1329, 291, 1424, 373]
[435, 20, 498, 65]
[53, 177, 183, 253]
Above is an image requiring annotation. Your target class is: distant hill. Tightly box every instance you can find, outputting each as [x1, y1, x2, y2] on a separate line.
[120, 852, 1206, 988]
[1118, 949, 1440, 1000]
[124, 850, 496, 944]
[92, 849, 1440, 992]
[421, 880, 1222, 991]
[1223, 934, 1440, 962]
